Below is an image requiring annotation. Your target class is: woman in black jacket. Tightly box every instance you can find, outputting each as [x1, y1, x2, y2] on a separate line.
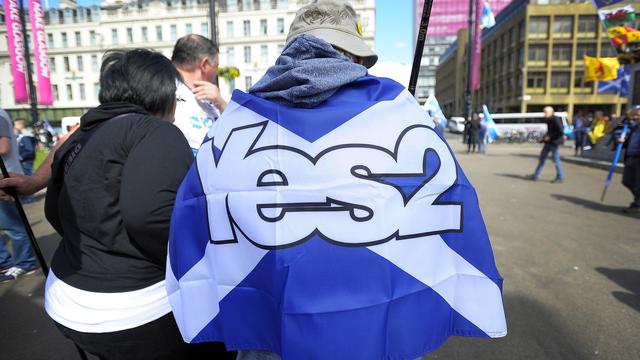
[43, 49, 228, 359]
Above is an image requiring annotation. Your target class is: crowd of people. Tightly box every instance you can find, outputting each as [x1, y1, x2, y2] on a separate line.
[463, 113, 490, 154]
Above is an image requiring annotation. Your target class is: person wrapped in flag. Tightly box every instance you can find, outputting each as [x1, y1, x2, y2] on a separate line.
[167, 1, 507, 359]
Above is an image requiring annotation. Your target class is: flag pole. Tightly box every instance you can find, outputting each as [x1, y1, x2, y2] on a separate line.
[465, 0, 476, 122]
[0, 158, 88, 360]
[18, 0, 40, 126]
[601, 122, 629, 202]
[408, 0, 434, 96]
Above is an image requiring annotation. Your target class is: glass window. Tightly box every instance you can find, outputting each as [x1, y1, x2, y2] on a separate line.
[528, 45, 548, 65]
[111, 28, 118, 44]
[551, 72, 570, 93]
[277, 44, 284, 54]
[202, 22, 209, 36]
[227, 21, 234, 37]
[228, 47, 235, 64]
[64, 56, 70, 72]
[186, 23, 192, 34]
[127, 28, 133, 43]
[277, 18, 284, 34]
[90, 30, 97, 45]
[244, 46, 251, 63]
[94, 82, 100, 99]
[553, 16, 573, 38]
[91, 55, 98, 72]
[576, 43, 596, 61]
[600, 43, 617, 57]
[527, 72, 546, 90]
[170, 24, 177, 41]
[75, 31, 81, 46]
[53, 84, 59, 101]
[528, 16, 548, 39]
[142, 26, 148, 42]
[47, 33, 54, 47]
[49, 57, 56, 73]
[77, 55, 84, 72]
[228, 78, 235, 91]
[245, 75, 253, 89]
[551, 44, 572, 64]
[260, 19, 267, 35]
[578, 15, 597, 38]
[244, 20, 250, 36]
[573, 71, 592, 93]
[79, 83, 86, 100]
[156, 25, 163, 41]
[261, 45, 268, 64]
[242, 0, 253, 11]
[66, 84, 73, 101]
[62, 32, 68, 47]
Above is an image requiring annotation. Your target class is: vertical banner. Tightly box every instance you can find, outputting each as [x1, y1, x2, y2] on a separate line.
[3, 0, 29, 103]
[29, 0, 53, 105]
[470, 0, 483, 90]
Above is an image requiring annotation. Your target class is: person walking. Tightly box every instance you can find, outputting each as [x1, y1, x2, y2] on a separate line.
[619, 106, 640, 214]
[467, 113, 481, 153]
[573, 111, 588, 157]
[527, 106, 565, 183]
[0, 108, 38, 283]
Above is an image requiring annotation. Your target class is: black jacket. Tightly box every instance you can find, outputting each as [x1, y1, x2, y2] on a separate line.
[545, 115, 564, 146]
[45, 103, 193, 293]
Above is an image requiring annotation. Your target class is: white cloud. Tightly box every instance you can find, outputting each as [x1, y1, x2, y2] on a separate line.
[394, 41, 407, 49]
[368, 61, 412, 87]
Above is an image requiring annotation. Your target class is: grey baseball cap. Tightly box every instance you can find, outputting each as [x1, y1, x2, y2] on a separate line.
[285, 0, 378, 68]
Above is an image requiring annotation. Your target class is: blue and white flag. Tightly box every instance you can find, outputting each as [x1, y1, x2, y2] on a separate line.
[480, 1, 496, 29]
[482, 105, 500, 142]
[423, 95, 448, 132]
[598, 66, 630, 97]
[167, 76, 507, 359]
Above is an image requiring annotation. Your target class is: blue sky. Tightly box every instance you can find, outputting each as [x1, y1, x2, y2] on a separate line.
[44, 0, 415, 64]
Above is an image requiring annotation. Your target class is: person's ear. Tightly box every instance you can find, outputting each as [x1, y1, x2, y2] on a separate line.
[198, 57, 209, 73]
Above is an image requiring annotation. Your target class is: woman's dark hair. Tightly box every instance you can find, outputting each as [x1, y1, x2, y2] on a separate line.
[99, 49, 181, 116]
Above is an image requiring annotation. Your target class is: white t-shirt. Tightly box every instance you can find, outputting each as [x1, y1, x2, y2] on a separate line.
[0, 109, 24, 174]
[173, 81, 221, 155]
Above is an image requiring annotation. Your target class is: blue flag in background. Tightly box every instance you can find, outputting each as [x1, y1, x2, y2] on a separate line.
[598, 66, 630, 97]
[166, 76, 507, 359]
[592, 0, 624, 9]
[480, 1, 496, 29]
[482, 105, 499, 142]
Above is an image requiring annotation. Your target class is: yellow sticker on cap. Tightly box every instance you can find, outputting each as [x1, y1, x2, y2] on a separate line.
[356, 20, 363, 36]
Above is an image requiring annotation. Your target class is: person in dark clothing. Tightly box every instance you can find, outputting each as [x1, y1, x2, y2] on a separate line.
[528, 106, 564, 183]
[573, 111, 588, 156]
[619, 107, 640, 213]
[43, 49, 233, 360]
[466, 113, 481, 153]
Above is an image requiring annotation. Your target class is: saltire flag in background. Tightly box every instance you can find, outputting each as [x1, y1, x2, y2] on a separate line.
[480, 1, 497, 29]
[482, 105, 499, 143]
[592, 0, 625, 9]
[167, 76, 507, 359]
[598, 65, 631, 97]
[423, 95, 448, 132]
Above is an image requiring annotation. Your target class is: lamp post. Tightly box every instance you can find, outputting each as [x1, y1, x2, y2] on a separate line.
[209, 0, 219, 86]
[17, 0, 40, 125]
[465, 0, 476, 122]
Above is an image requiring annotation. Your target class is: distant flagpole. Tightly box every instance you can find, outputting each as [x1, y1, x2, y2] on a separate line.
[408, 0, 434, 96]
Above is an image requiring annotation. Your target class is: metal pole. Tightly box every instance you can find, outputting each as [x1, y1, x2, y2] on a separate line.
[18, 0, 40, 126]
[209, 0, 219, 86]
[408, 0, 434, 96]
[465, 0, 476, 121]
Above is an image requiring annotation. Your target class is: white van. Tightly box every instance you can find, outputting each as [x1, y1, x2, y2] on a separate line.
[447, 117, 466, 133]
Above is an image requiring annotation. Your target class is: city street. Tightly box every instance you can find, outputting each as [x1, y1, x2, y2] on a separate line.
[1, 137, 639, 360]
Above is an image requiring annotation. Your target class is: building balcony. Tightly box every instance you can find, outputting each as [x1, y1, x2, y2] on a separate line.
[550, 88, 569, 94]
[526, 88, 545, 94]
[574, 87, 593, 94]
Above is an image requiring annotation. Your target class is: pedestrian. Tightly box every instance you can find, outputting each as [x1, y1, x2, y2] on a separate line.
[619, 106, 640, 214]
[467, 113, 480, 153]
[527, 106, 564, 183]
[573, 111, 587, 157]
[0, 108, 38, 283]
[171, 34, 227, 154]
[42, 49, 233, 359]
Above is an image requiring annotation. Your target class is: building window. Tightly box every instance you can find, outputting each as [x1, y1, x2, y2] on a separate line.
[111, 28, 118, 44]
[245, 75, 253, 89]
[186, 23, 192, 34]
[228, 78, 235, 91]
[260, 45, 268, 64]
[79, 83, 86, 100]
[260, 19, 267, 35]
[277, 44, 284, 54]
[170, 24, 177, 41]
[551, 72, 570, 94]
[551, 44, 571, 66]
[277, 18, 284, 34]
[242, 0, 253, 11]
[243, 20, 250, 36]
[553, 16, 573, 39]
[64, 56, 70, 72]
[142, 26, 148, 42]
[519, 20, 525, 41]
[574, 71, 592, 94]
[49, 57, 56, 73]
[90, 30, 97, 45]
[527, 72, 546, 93]
[156, 25, 163, 41]
[77, 55, 84, 72]
[127, 27, 133, 43]
[75, 31, 81, 46]
[62, 32, 68, 47]
[202, 22, 209, 36]
[47, 33, 54, 47]
[227, 21, 233, 37]
[601, 43, 617, 57]
[528, 16, 548, 39]
[227, 47, 235, 64]
[576, 43, 596, 62]
[94, 82, 100, 99]
[91, 55, 98, 72]
[244, 46, 251, 63]
[53, 84, 59, 101]
[528, 45, 548, 66]
[577, 15, 597, 38]
[66, 84, 73, 101]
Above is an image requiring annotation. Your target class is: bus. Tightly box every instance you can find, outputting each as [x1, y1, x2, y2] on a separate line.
[480, 112, 570, 143]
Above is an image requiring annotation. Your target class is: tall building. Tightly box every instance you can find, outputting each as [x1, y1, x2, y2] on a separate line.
[0, 0, 375, 122]
[414, 0, 512, 101]
[435, 0, 640, 119]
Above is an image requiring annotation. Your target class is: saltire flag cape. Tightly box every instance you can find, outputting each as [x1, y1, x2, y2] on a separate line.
[167, 76, 507, 359]
[482, 105, 500, 143]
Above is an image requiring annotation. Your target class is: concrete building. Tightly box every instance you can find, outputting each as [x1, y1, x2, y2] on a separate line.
[435, 0, 640, 119]
[0, 0, 375, 122]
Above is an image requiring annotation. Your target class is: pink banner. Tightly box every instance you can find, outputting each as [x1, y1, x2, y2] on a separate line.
[29, 0, 53, 105]
[470, 0, 483, 91]
[3, 0, 28, 103]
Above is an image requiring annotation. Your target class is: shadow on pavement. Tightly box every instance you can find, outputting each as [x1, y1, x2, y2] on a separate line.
[427, 295, 591, 360]
[495, 173, 532, 181]
[550, 194, 639, 218]
[595, 268, 640, 313]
